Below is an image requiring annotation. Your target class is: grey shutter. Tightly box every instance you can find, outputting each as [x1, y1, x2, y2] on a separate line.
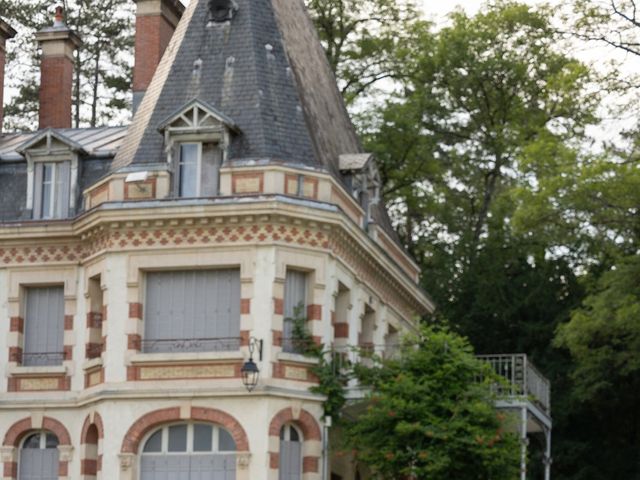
[201, 143, 223, 196]
[279, 440, 302, 480]
[171, 144, 181, 197]
[32, 163, 44, 220]
[24, 287, 64, 366]
[56, 161, 71, 218]
[283, 270, 307, 353]
[19, 447, 59, 480]
[145, 270, 241, 353]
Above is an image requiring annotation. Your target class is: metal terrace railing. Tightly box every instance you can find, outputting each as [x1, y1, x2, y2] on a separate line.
[11, 351, 65, 367]
[477, 354, 551, 414]
[139, 337, 242, 354]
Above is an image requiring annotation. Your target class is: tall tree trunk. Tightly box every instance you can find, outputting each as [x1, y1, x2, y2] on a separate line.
[91, 47, 101, 127]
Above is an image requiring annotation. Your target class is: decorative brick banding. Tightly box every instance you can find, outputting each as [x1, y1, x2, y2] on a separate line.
[303, 455, 320, 473]
[81, 412, 104, 441]
[64, 315, 74, 330]
[269, 407, 322, 441]
[3, 416, 71, 452]
[121, 406, 249, 453]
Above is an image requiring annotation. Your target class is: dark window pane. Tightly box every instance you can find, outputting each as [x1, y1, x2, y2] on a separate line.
[143, 430, 162, 453]
[168, 425, 188, 452]
[193, 424, 213, 452]
[290, 426, 300, 442]
[22, 434, 41, 449]
[218, 428, 236, 452]
[45, 433, 59, 449]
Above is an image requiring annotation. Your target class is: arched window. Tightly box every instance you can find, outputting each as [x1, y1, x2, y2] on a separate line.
[19, 432, 59, 480]
[140, 423, 236, 479]
[279, 424, 302, 480]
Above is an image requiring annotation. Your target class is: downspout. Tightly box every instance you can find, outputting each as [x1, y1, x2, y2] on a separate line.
[322, 416, 332, 480]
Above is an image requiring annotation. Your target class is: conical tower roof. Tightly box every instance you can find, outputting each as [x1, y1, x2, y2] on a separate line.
[113, 0, 362, 174]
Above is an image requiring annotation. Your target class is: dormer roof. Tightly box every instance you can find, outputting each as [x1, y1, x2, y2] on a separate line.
[16, 128, 86, 156]
[157, 98, 239, 134]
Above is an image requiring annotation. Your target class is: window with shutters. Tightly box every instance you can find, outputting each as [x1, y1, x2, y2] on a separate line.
[22, 286, 65, 366]
[19, 432, 60, 480]
[279, 425, 302, 480]
[283, 269, 309, 354]
[140, 423, 236, 480]
[143, 269, 241, 353]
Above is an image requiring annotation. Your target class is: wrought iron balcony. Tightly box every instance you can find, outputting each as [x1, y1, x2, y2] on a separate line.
[139, 337, 242, 354]
[477, 354, 551, 414]
[11, 351, 65, 367]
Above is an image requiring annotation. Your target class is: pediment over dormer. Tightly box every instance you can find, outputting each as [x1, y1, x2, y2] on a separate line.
[16, 128, 86, 159]
[157, 98, 239, 136]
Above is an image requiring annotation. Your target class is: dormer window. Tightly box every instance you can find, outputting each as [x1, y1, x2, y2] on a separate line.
[339, 153, 382, 228]
[16, 129, 84, 220]
[37, 161, 71, 219]
[158, 99, 239, 199]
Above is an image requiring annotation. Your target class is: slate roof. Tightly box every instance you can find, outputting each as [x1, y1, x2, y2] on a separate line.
[112, 0, 362, 174]
[0, 127, 127, 161]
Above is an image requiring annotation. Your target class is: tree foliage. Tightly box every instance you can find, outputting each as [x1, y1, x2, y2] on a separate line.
[305, 0, 419, 104]
[342, 326, 520, 480]
[0, 0, 133, 130]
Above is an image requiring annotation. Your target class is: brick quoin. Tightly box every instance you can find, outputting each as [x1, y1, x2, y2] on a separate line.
[334, 322, 349, 338]
[122, 407, 249, 453]
[64, 315, 74, 330]
[39, 56, 74, 129]
[3, 462, 17, 478]
[129, 302, 143, 319]
[303, 456, 320, 473]
[9, 317, 23, 333]
[274, 297, 284, 315]
[240, 298, 251, 314]
[307, 304, 322, 321]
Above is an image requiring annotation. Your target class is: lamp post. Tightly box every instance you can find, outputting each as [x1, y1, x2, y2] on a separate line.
[241, 337, 263, 392]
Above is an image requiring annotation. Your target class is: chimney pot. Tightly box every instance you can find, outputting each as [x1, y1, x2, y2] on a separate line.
[36, 11, 82, 129]
[132, 0, 185, 113]
[54, 6, 65, 28]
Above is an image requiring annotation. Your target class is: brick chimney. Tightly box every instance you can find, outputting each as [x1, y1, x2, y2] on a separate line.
[0, 18, 17, 134]
[35, 6, 82, 130]
[133, 0, 185, 112]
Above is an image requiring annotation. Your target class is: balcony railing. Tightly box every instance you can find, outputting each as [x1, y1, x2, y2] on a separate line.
[11, 351, 65, 367]
[139, 337, 242, 354]
[477, 354, 550, 414]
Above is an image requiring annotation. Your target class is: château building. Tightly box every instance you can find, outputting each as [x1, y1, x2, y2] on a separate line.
[0, 1, 433, 479]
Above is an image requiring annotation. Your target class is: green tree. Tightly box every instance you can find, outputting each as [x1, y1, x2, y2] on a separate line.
[343, 326, 520, 480]
[306, 0, 419, 104]
[0, 0, 133, 130]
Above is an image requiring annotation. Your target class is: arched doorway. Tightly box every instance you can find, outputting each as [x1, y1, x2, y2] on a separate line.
[279, 424, 302, 480]
[18, 431, 59, 480]
[139, 422, 236, 479]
